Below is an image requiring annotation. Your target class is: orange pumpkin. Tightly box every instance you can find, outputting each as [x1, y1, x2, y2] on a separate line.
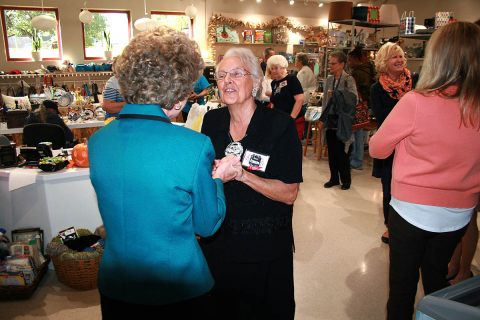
[72, 142, 89, 167]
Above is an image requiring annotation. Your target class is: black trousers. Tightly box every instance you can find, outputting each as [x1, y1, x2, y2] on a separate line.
[208, 253, 295, 320]
[387, 207, 467, 320]
[381, 155, 394, 225]
[326, 129, 351, 186]
[100, 291, 214, 319]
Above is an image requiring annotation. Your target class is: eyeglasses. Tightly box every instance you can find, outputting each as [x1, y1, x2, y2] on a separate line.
[215, 68, 251, 81]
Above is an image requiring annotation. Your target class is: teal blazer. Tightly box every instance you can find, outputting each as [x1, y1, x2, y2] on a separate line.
[89, 104, 226, 305]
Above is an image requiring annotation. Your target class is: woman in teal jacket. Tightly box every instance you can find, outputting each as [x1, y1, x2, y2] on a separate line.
[89, 26, 238, 318]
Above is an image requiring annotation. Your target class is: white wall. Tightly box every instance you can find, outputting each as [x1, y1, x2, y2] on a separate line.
[0, 0, 478, 71]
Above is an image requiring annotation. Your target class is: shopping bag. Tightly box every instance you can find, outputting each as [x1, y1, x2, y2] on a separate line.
[352, 101, 369, 130]
[185, 103, 209, 132]
[305, 106, 322, 122]
[400, 11, 415, 35]
[435, 12, 450, 29]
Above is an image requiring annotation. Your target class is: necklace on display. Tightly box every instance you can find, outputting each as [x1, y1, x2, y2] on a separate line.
[225, 132, 245, 158]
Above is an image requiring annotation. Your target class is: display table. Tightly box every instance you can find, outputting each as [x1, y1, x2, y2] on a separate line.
[0, 120, 105, 145]
[0, 167, 103, 252]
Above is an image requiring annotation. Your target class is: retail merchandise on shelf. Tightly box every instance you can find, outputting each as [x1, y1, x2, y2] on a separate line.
[323, 19, 399, 77]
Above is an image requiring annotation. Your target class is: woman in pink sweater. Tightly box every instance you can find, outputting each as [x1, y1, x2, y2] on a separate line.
[369, 22, 480, 320]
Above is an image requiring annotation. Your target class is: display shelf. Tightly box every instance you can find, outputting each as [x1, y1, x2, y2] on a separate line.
[326, 45, 380, 51]
[329, 19, 399, 29]
[324, 19, 399, 77]
[0, 72, 113, 79]
[214, 42, 281, 45]
[399, 33, 432, 41]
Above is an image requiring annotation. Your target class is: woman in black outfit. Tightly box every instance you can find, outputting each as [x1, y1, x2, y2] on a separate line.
[369, 42, 418, 244]
[201, 47, 303, 320]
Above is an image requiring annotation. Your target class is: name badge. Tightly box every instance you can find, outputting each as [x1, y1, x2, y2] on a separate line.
[274, 80, 287, 95]
[279, 80, 287, 88]
[242, 149, 270, 172]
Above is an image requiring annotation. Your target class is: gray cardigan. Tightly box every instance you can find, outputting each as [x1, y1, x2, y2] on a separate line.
[322, 70, 358, 108]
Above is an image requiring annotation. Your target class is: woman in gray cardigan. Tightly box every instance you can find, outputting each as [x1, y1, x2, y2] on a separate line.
[321, 51, 358, 190]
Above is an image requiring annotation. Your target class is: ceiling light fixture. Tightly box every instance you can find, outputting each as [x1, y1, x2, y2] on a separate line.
[256, 0, 262, 3]
[290, 0, 295, 5]
[79, 1, 93, 24]
[31, 0, 56, 31]
[185, 3, 198, 19]
[318, 2, 324, 7]
[134, 0, 157, 32]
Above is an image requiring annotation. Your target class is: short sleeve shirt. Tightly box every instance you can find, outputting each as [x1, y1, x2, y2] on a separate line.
[103, 76, 124, 118]
[183, 75, 211, 113]
[270, 74, 303, 117]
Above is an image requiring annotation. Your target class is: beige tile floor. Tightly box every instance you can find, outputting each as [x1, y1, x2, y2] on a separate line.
[1, 154, 479, 319]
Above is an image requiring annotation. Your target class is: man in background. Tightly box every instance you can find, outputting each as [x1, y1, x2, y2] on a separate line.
[261, 47, 275, 74]
[102, 58, 125, 120]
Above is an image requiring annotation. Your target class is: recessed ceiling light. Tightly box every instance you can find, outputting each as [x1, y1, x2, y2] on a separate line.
[318, 2, 324, 7]
[256, 0, 262, 3]
[290, 0, 295, 5]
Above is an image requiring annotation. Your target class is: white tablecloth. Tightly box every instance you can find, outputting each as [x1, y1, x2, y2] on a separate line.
[0, 167, 103, 251]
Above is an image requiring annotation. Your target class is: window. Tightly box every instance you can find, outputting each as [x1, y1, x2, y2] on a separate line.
[0, 6, 62, 61]
[151, 11, 193, 38]
[82, 10, 131, 60]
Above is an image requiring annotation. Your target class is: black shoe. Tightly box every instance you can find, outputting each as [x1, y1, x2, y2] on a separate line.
[341, 184, 350, 190]
[324, 181, 340, 188]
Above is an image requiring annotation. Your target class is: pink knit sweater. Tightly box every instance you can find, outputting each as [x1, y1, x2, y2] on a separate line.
[369, 91, 480, 208]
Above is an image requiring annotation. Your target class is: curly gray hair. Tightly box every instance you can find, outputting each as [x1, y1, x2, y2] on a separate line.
[114, 26, 204, 109]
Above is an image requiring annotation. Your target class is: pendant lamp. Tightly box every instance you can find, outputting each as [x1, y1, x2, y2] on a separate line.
[31, 15, 56, 31]
[31, 0, 57, 31]
[79, 2, 93, 24]
[31, 0, 56, 31]
[134, 0, 157, 32]
[184, 4, 198, 19]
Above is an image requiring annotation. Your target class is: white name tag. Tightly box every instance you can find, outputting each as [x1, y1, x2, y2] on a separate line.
[241, 149, 270, 172]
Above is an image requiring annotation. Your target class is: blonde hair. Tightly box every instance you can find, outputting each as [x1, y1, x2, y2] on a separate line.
[416, 22, 480, 128]
[374, 42, 406, 74]
[114, 26, 204, 109]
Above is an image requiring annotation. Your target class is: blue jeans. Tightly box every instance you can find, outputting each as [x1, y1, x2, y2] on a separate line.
[350, 129, 365, 169]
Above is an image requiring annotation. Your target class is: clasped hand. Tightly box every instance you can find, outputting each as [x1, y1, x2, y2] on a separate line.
[212, 155, 243, 182]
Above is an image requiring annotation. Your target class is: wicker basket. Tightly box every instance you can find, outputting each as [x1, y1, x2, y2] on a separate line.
[0, 258, 49, 300]
[47, 229, 102, 291]
[51, 254, 100, 290]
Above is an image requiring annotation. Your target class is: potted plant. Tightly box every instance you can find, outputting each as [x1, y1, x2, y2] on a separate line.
[103, 30, 113, 60]
[32, 30, 42, 61]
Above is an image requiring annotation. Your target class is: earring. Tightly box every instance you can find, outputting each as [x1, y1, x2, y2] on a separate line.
[251, 86, 258, 97]
[173, 102, 182, 110]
